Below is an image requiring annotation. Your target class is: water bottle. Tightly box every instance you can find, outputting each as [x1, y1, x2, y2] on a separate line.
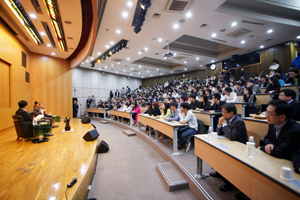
[208, 126, 212, 142]
[247, 142, 256, 158]
[246, 136, 255, 152]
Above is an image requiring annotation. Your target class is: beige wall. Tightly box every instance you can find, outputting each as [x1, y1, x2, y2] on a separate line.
[0, 20, 72, 131]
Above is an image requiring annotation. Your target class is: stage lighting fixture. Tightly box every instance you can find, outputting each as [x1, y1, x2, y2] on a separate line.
[109, 51, 113, 56]
[122, 40, 128, 48]
[112, 49, 116, 54]
[140, 0, 151, 10]
[102, 55, 106, 60]
[97, 59, 102, 63]
[91, 63, 95, 67]
[134, 26, 141, 34]
[136, 16, 145, 27]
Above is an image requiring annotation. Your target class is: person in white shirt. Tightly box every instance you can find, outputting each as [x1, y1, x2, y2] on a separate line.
[178, 103, 198, 152]
[222, 87, 238, 103]
[172, 90, 180, 98]
[124, 103, 132, 112]
[117, 101, 127, 111]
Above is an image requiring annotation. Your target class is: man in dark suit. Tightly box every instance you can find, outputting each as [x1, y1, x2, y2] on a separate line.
[115, 89, 120, 98]
[279, 89, 300, 121]
[259, 100, 300, 160]
[212, 103, 248, 192]
[73, 100, 79, 118]
[15, 100, 33, 122]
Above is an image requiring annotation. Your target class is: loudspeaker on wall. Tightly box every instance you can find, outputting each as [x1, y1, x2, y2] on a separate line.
[98, 140, 109, 153]
[83, 129, 99, 141]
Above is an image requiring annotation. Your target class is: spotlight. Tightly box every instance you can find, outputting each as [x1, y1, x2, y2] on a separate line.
[109, 51, 113, 56]
[140, 0, 151, 10]
[91, 63, 95, 67]
[134, 26, 141, 34]
[97, 59, 102, 63]
[136, 16, 145, 27]
[122, 40, 128, 48]
[112, 49, 116, 54]
[102, 55, 106, 60]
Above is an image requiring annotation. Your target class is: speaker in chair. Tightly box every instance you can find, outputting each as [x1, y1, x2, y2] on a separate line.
[98, 140, 109, 153]
[81, 116, 91, 123]
[83, 129, 99, 141]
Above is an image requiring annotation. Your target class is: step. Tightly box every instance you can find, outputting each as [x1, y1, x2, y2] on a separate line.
[122, 129, 136, 137]
[99, 120, 109, 124]
[156, 162, 189, 192]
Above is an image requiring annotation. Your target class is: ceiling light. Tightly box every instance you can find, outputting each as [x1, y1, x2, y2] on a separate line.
[29, 13, 36, 19]
[164, 57, 167, 59]
[211, 33, 217, 38]
[241, 40, 246, 44]
[81, 62, 84, 64]
[171, 71, 173, 73]
[184, 68, 187, 70]
[111, 64, 114, 67]
[85, 60, 89, 63]
[138, 72, 140, 74]
[140, 0, 151, 10]
[116, 71, 118, 73]
[127, 1, 133, 7]
[139, 65, 142, 68]
[123, 69, 126, 71]
[127, 57, 130, 60]
[138, 52, 142, 55]
[131, 68, 133, 70]
[160, 73, 162, 75]
[200, 65, 203, 67]
[40, 32, 46, 36]
[90, 57, 94, 60]
[173, 24, 179, 29]
[47, 44, 51, 47]
[109, 51, 113, 56]
[196, 57, 199, 60]
[260, 45, 264, 49]
[144, 47, 148, 51]
[297, 35, 300, 39]
[52, 52, 55, 55]
[186, 12, 192, 18]
[105, 66, 107, 68]
[158, 38, 163, 42]
[97, 52, 101, 55]
[142, 76, 143, 78]
[156, 68, 159, 70]
[231, 22, 237, 27]
[122, 11, 128, 18]
[110, 41, 114, 45]
[117, 62, 120, 64]
[267, 29, 273, 33]
[211, 60, 215, 63]
[147, 71, 149, 73]
[130, 74, 132, 76]
[106, 45, 109, 48]
[116, 29, 121, 34]
[151, 75, 153, 76]
[97, 59, 102, 63]
[184, 61, 187, 64]
[173, 53, 176, 56]
[99, 68, 101, 70]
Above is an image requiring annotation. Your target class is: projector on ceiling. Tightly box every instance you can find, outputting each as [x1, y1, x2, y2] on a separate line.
[163, 52, 173, 58]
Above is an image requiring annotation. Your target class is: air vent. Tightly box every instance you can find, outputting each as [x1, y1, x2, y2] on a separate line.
[41, 22, 56, 47]
[164, 0, 194, 13]
[30, 0, 43, 14]
[200, 24, 208, 28]
[153, 13, 161, 18]
[172, 56, 186, 60]
[211, 38, 227, 43]
[265, 39, 272, 42]
[179, 53, 193, 57]
[241, 20, 265, 26]
[226, 29, 252, 38]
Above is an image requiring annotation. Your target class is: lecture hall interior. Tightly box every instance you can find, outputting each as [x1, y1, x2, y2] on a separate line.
[1, 0, 300, 199]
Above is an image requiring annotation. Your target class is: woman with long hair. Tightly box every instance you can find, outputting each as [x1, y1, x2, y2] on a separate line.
[131, 102, 141, 125]
[197, 95, 211, 111]
[243, 87, 257, 117]
[158, 102, 171, 139]
[265, 76, 281, 94]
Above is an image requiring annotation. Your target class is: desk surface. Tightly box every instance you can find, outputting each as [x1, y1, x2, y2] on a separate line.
[138, 114, 186, 127]
[195, 135, 300, 198]
[0, 119, 96, 200]
[192, 110, 222, 115]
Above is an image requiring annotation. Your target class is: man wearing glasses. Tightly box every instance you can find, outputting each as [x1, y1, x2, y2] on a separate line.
[278, 89, 300, 121]
[259, 99, 300, 160]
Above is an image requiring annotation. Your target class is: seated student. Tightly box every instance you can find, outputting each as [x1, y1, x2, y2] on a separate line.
[259, 100, 300, 160]
[196, 94, 211, 111]
[205, 89, 213, 100]
[165, 102, 180, 122]
[259, 74, 269, 88]
[292, 148, 300, 174]
[188, 94, 200, 110]
[233, 82, 244, 96]
[178, 103, 198, 152]
[124, 102, 132, 112]
[222, 87, 238, 103]
[15, 100, 33, 122]
[243, 87, 257, 117]
[158, 102, 171, 139]
[151, 102, 161, 116]
[285, 69, 300, 85]
[131, 102, 141, 125]
[247, 79, 261, 94]
[178, 96, 185, 109]
[144, 102, 153, 115]
[213, 103, 248, 192]
[117, 101, 126, 111]
[210, 93, 226, 111]
[279, 89, 300, 121]
[265, 76, 281, 94]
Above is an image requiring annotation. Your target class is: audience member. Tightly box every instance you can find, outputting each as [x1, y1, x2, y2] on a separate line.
[279, 89, 300, 121]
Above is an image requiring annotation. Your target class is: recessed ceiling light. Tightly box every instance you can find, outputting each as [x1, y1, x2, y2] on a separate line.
[130, 74, 132, 76]
[123, 69, 126, 71]
[111, 64, 114, 66]
[122, 11, 128, 18]
[160, 73, 163, 75]
[131, 68, 133, 70]
[211, 60, 215, 63]
[147, 71, 149, 73]
[151, 75, 153, 77]
[116, 29, 121, 34]
[211, 33, 217, 38]
[105, 66, 107, 68]
[196, 57, 199, 60]
[90, 57, 94, 60]
[158, 38, 163, 42]
[231, 22, 237, 27]
[184, 68, 187, 70]
[297, 35, 300, 39]
[156, 68, 159, 70]
[173, 24, 179, 29]
[86, 60, 89, 63]
[127, 1, 133, 7]
[260, 45, 264, 49]
[99, 68, 101, 70]
[200, 65, 203, 67]
[173, 53, 177, 56]
[40, 32, 46, 36]
[164, 57, 167, 59]
[106, 45, 109, 48]
[46, 44, 51, 47]
[117, 62, 120, 64]
[110, 41, 114, 45]
[241, 40, 246, 44]
[81, 62, 84, 64]
[267, 29, 273, 33]
[142, 76, 144, 78]
[184, 61, 187, 64]
[171, 71, 173, 73]
[127, 57, 130, 60]
[138, 72, 140, 74]
[29, 13, 36, 19]
[139, 65, 141, 68]
[138, 52, 142, 55]
[97, 52, 101, 55]
[116, 71, 118, 73]
[51, 52, 55, 55]
[144, 47, 148, 51]
[186, 12, 192, 18]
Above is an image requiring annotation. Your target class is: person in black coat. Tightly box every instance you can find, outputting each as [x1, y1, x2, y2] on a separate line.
[279, 89, 300, 121]
[259, 100, 300, 160]
[292, 149, 300, 174]
[110, 90, 113, 99]
[188, 94, 200, 110]
[210, 93, 226, 111]
[73, 100, 79, 118]
[144, 102, 153, 115]
[15, 100, 33, 122]
[151, 102, 161, 116]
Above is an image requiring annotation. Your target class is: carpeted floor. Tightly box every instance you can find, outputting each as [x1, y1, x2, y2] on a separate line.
[87, 121, 196, 200]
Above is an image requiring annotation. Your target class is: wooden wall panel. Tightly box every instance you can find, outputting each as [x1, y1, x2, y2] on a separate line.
[0, 20, 72, 131]
[0, 60, 10, 108]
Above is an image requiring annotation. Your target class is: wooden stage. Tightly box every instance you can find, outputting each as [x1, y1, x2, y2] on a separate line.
[0, 119, 97, 200]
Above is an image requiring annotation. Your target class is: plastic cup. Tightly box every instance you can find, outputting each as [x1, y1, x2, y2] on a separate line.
[212, 132, 218, 141]
[280, 166, 293, 181]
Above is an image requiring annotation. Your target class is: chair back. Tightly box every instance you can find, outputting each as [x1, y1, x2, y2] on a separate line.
[12, 115, 33, 139]
[247, 131, 260, 148]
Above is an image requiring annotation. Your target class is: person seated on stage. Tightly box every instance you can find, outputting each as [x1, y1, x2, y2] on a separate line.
[165, 102, 180, 122]
[265, 76, 281, 94]
[131, 102, 141, 126]
[212, 103, 248, 192]
[33, 102, 53, 126]
[279, 89, 300, 121]
[210, 93, 226, 111]
[222, 87, 238, 103]
[15, 100, 33, 122]
[247, 79, 261, 94]
[258, 100, 300, 160]
[178, 103, 198, 151]
[243, 87, 257, 117]
[188, 94, 200, 110]
[196, 94, 211, 111]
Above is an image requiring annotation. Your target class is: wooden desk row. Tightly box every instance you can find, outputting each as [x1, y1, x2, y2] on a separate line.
[86, 108, 108, 118]
[194, 135, 300, 199]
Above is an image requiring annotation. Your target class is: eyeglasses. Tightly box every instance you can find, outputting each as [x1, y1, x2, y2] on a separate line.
[265, 111, 278, 116]
[279, 94, 285, 97]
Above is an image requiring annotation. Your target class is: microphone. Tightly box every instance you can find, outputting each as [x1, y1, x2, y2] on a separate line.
[67, 177, 77, 187]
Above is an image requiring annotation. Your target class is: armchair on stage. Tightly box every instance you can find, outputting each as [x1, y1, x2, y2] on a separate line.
[12, 115, 34, 140]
